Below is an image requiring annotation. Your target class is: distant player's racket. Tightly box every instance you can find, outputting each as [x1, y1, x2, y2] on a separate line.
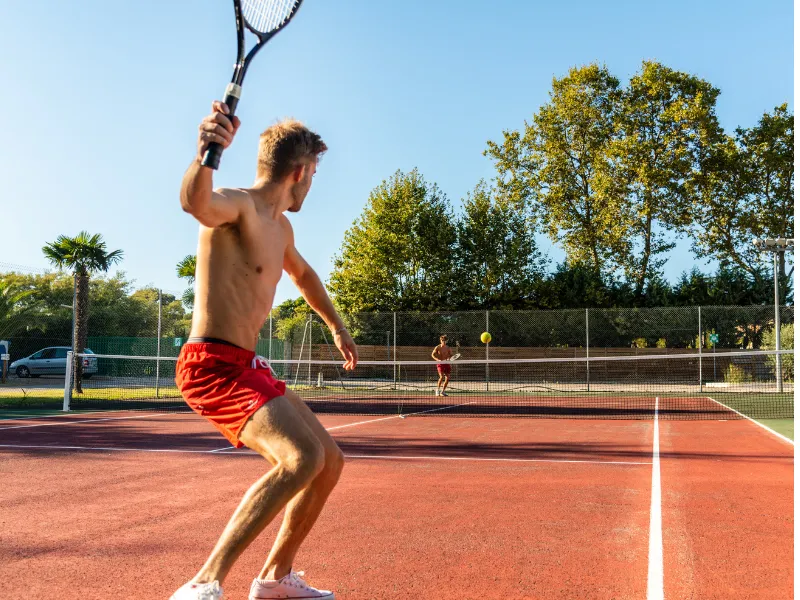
[447, 353, 461, 362]
[201, 0, 305, 170]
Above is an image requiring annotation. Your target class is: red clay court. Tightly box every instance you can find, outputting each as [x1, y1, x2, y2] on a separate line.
[0, 399, 792, 600]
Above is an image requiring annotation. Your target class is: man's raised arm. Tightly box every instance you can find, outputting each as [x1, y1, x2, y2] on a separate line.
[180, 101, 244, 228]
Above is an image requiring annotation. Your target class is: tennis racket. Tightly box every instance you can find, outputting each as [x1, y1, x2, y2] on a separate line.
[201, 0, 305, 170]
[447, 353, 461, 362]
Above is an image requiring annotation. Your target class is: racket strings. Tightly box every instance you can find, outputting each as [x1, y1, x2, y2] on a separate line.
[242, 0, 300, 34]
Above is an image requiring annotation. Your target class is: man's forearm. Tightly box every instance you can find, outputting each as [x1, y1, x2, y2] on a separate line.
[180, 159, 213, 215]
[296, 270, 345, 332]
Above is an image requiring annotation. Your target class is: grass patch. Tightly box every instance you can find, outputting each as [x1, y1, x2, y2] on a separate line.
[0, 386, 182, 410]
[753, 418, 794, 441]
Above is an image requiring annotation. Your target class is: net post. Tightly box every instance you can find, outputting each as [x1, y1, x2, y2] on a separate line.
[698, 306, 703, 392]
[63, 351, 73, 411]
[156, 289, 162, 399]
[585, 308, 590, 392]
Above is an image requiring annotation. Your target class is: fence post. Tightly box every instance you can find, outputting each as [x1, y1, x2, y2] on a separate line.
[156, 289, 162, 399]
[268, 313, 273, 363]
[393, 312, 397, 390]
[308, 313, 313, 385]
[63, 351, 73, 412]
[698, 306, 703, 392]
[586, 308, 590, 392]
[774, 253, 783, 393]
[485, 310, 490, 391]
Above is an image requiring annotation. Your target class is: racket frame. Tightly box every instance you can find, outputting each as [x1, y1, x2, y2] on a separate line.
[202, 0, 305, 169]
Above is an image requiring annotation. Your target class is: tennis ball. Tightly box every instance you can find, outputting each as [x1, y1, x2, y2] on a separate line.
[481, 332, 492, 344]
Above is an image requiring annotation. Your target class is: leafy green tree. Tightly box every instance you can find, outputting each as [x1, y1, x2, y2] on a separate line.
[0, 280, 35, 338]
[605, 61, 722, 297]
[176, 254, 197, 308]
[329, 169, 457, 312]
[42, 232, 123, 391]
[269, 297, 311, 344]
[690, 104, 794, 298]
[454, 180, 546, 308]
[535, 261, 629, 309]
[131, 288, 191, 339]
[485, 64, 625, 278]
[672, 266, 774, 306]
[760, 322, 794, 381]
[0, 272, 76, 356]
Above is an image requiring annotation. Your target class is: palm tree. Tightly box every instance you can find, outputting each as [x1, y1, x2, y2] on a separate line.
[176, 255, 197, 309]
[43, 232, 123, 392]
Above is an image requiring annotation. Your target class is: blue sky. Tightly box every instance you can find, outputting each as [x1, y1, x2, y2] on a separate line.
[1, 0, 793, 304]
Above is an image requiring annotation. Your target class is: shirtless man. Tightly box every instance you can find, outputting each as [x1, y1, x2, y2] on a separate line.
[170, 101, 358, 600]
[431, 334, 452, 397]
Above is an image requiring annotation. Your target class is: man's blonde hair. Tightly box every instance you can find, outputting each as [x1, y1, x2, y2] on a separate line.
[257, 119, 327, 182]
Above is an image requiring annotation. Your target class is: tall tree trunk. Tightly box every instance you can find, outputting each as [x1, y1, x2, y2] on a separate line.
[72, 272, 89, 393]
[635, 213, 653, 299]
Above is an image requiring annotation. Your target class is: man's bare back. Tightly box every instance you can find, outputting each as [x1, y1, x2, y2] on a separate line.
[191, 187, 294, 350]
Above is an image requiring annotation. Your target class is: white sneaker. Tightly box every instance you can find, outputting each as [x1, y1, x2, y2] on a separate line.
[441, 391, 449, 397]
[250, 571, 334, 599]
[170, 580, 224, 600]
[435, 390, 440, 397]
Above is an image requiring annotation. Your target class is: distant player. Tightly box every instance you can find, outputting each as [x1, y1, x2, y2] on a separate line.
[431, 334, 452, 397]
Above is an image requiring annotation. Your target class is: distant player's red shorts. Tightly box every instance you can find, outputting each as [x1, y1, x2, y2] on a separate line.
[437, 363, 451, 376]
[175, 341, 286, 448]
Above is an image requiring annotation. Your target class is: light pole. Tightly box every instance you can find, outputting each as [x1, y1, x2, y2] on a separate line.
[752, 237, 794, 392]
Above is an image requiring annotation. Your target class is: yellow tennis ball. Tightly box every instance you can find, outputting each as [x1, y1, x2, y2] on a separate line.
[481, 332, 492, 344]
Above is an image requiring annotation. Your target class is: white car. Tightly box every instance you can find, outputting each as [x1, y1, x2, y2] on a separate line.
[10, 347, 98, 378]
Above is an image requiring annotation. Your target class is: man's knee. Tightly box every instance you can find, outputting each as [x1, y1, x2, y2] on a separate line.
[284, 437, 325, 485]
[323, 446, 345, 482]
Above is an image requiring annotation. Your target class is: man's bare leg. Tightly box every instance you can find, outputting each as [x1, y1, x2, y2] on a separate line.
[192, 397, 325, 585]
[442, 375, 450, 394]
[257, 389, 344, 580]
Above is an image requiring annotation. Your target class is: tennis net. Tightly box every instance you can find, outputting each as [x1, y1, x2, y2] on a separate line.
[61, 350, 794, 420]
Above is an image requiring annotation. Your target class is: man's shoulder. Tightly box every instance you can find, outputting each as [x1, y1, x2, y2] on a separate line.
[215, 187, 251, 199]
[214, 187, 256, 212]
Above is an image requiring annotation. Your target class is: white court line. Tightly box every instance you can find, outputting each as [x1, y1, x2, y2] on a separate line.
[0, 443, 218, 454]
[325, 401, 479, 431]
[0, 409, 135, 422]
[0, 412, 168, 431]
[703, 396, 795, 446]
[337, 454, 650, 466]
[325, 402, 475, 431]
[0, 442, 650, 465]
[325, 415, 403, 431]
[647, 397, 664, 600]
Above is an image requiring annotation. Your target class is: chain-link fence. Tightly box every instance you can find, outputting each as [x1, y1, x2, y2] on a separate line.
[269, 306, 793, 360]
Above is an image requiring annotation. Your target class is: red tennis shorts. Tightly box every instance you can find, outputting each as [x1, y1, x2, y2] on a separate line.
[437, 363, 451, 375]
[175, 341, 286, 448]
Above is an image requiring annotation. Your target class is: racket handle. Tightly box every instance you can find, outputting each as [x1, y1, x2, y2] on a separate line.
[201, 86, 241, 170]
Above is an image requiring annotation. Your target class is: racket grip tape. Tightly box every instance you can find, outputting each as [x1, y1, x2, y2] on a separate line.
[201, 84, 242, 170]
